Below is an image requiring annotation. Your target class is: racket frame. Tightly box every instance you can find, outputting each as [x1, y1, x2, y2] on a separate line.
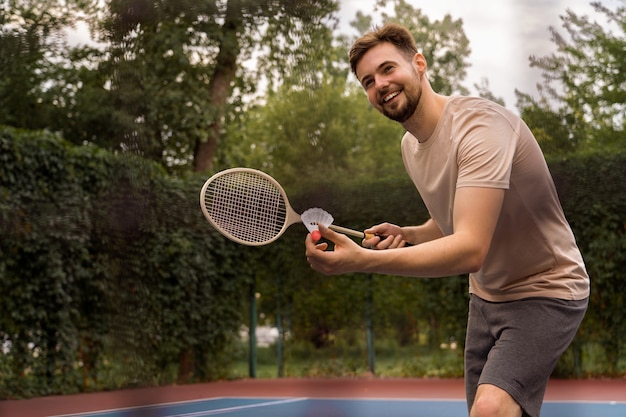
[200, 168, 301, 246]
[200, 167, 369, 246]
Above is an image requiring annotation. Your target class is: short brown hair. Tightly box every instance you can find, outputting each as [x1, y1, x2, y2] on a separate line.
[349, 23, 418, 76]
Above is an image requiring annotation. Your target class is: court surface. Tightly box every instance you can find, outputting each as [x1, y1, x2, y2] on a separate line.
[2, 378, 626, 417]
[50, 397, 626, 417]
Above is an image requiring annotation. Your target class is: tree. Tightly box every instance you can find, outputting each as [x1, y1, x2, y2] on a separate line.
[223, 0, 477, 189]
[91, 0, 222, 167]
[516, 2, 625, 154]
[1, 0, 341, 173]
[378, 0, 471, 96]
[0, 0, 93, 128]
[82, 0, 340, 173]
[221, 78, 406, 193]
[474, 78, 505, 107]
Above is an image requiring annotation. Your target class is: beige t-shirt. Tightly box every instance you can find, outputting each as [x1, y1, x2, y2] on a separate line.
[401, 96, 589, 302]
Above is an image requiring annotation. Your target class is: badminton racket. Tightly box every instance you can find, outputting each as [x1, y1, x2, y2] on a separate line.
[199, 168, 372, 246]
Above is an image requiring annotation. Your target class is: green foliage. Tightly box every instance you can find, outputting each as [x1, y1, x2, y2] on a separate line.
[549, 151, 626, 376]
[517, 2, 625, 154]
[255, 0, 342, 89]
[0, 0, 97, 129]
[0, 126, 247, 398]
[220, 78, 406, 189]
[1, 127, 625, 398]
[1, 0, 342, 172]
[378, 0, 471, 95]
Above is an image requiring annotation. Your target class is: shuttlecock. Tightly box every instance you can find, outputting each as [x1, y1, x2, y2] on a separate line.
[301, 207, 334, 233]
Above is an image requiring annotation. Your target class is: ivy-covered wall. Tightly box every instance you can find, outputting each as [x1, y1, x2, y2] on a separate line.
[1, 127, 624, 398]
[0, 127, 251, 397]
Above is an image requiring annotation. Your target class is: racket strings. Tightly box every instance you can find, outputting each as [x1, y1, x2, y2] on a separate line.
[204, 171, 287, 244]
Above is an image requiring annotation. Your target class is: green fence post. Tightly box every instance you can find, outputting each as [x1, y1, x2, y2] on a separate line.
[276, 273, 284, 377]
[249, 279, 257, 378]
[366, 274, 375, 375]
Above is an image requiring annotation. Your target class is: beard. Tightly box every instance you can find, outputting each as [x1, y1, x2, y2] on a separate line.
[382, 76, 422, 123]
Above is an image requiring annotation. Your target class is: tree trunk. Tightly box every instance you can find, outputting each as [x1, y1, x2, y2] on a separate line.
[193, 0, 243, 172]
[177, 348, 194, 383]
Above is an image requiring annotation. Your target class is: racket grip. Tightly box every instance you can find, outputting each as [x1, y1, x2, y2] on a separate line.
[327, 225, 412, 246]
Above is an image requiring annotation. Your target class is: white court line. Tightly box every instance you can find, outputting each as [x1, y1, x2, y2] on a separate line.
[166, 398, 307, 416]
[48, 397, 231, 417]
[50, 397, 308, 417]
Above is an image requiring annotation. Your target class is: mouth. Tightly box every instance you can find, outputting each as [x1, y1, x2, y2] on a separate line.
[382, 90, 401, 104]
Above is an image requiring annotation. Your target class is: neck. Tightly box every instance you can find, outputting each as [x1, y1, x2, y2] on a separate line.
[402, 91, 448, 143]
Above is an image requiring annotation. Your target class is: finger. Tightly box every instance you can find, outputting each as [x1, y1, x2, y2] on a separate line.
[375, 234, 395, 250]
[305, 233, 328, 253]
[365, 222, 395, 235]
[362, 234, 381, 249]
[318, 223, 342, 241]
[389, 234, 403, 247]
[316, 242, 329, 251]
[364, 226, 384, 237]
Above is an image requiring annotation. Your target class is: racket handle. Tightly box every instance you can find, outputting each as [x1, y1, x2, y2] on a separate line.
[327, 225, 412, 246]
[328, 224, 371, 239]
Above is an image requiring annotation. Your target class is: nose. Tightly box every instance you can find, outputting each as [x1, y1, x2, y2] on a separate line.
[374, 74, 389, 90]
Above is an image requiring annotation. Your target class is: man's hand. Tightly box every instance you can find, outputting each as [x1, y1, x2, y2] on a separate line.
[305, 224, 365, 275]
[362, 223, 408, 249]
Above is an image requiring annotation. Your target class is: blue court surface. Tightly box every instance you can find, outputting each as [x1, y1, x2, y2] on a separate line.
[52, 397, 626, 417]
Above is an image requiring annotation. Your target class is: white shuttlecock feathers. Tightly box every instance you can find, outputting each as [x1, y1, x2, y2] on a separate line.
[301, 208, 334, 233]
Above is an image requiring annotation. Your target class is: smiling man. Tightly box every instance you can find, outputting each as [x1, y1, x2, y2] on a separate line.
[305, 23, 589, 417]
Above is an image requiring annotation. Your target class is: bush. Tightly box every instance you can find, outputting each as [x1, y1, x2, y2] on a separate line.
[0, 127, 248, 398]
[1, 127, 624, 398]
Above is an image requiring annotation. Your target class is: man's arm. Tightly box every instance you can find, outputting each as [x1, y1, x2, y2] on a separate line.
[305, 187, 505, 277]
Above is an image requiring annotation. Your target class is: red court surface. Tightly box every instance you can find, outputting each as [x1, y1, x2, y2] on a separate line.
[1, 378, 625, 417]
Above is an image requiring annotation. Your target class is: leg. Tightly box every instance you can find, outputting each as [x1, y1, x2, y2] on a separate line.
[468, 296, 588, 417]
[465, 295, 494, 411]
[470, 384, 522, 417]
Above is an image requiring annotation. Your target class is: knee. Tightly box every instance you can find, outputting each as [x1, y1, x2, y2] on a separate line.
[470, 385, 522, 417]
[470, 395, 501, 417]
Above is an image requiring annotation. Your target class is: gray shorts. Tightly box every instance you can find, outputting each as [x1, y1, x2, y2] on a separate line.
[464, 295, 588, 417]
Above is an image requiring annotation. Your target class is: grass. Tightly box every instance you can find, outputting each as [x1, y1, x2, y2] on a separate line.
[228, 337, 626, 380]
[2, 336, 622, 400]
[228, 337, 465, 379]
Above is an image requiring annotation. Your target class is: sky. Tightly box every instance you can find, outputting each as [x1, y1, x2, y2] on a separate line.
[337, 0, 623, 110]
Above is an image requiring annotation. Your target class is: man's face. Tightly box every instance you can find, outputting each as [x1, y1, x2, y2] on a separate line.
[355, 42, 422, 123]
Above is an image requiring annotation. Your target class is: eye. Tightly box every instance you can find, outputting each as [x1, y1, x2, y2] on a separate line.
[384, 65, 394, 73]
[362, 78, 373, 89]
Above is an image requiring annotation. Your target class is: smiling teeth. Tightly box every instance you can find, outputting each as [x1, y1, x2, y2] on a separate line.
[384, 91, 400, 103]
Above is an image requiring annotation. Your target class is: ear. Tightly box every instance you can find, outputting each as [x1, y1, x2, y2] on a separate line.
[412, 53, 428, 76]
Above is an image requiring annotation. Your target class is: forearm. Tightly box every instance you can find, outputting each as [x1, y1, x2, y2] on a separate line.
[359, 187, 502, 278]
[359, 232, 483, 278]
[402, 218, 443, 245]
